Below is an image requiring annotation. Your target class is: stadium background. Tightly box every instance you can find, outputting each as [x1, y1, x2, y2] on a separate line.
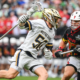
[0, 0, 79, 80]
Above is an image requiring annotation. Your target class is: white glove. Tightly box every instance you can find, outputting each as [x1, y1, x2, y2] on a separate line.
[17, 15, 28, 29]
[18, 15, 28, 23]
[44, 47, 52, 59]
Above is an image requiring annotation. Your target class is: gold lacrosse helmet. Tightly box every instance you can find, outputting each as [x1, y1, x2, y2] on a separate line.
[42, 8, 61, 29]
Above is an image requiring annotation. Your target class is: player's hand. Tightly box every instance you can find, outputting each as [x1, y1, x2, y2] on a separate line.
[54, 47, 63, 58]
[18, 15, 28, 27]
[54, 50, 63, 58]
[44, 48, 52, 59]
[72, 45, 80, 56]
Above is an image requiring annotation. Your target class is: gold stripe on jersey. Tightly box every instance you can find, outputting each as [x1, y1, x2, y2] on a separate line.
[62, 38, 68, 43]
[15, 50, 21, 66]
[27, 21, 31, 30]
[46, 44, 53, 47]
[46, 43, 53, 51]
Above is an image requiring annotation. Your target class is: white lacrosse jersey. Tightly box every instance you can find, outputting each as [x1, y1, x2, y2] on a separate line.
[18, 19, 55, 58]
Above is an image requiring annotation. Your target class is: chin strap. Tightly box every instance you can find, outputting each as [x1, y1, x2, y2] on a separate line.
[71, 26, 80, 34]
[71, 25, 80, 32]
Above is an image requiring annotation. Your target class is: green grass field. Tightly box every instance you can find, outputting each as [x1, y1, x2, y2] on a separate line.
[0, 76, 74, 80]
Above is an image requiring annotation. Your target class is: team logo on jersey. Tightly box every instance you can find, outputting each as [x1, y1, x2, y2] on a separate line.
[75, 35, 80, 40]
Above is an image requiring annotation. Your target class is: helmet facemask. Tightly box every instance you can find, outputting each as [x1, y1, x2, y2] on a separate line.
[71, 20, 80, 31]
[52, 16, 60, 29]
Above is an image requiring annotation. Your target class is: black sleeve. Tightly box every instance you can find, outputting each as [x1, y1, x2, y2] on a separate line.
[62, 29, 68, 43]
[45, 43, 53, 52]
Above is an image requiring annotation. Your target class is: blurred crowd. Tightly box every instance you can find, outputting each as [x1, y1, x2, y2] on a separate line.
[0, 0, 79, 79]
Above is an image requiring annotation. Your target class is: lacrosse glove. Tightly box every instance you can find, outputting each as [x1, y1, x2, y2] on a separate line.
[71, 45, 80, 57]
[44, 47, 52, 59]
[54, 47, 64, 58]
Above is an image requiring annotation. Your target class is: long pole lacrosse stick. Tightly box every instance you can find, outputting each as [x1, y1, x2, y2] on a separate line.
[0, 2, 42, 40]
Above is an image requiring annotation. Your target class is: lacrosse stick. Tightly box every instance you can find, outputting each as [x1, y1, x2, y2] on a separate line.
[0, 24, 18, 40]
[0, 2, 42, 40]
[60, 50, 73, 55]
[61, 48, 80, 55]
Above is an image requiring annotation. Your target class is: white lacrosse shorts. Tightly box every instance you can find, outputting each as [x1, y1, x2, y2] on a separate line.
[10, 49, 44, 72]
[67, 56, 80, 72]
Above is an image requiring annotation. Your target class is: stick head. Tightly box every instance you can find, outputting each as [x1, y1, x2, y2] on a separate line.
[27, 2, 42, 17]
[31, 2, 42, 12]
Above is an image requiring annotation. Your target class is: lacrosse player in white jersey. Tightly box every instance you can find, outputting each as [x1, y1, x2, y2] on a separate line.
[0, 8, 61, 80]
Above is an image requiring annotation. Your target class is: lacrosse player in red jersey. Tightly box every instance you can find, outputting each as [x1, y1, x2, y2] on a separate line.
[54, 11, 80, 80]
[0, 3, 61, 80]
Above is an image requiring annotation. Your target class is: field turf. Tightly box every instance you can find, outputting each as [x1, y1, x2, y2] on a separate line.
[0, 76, 74, 80]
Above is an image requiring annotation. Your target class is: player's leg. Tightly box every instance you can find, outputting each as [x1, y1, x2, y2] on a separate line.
[61, 65, 76, 80]
[0, 62, 19, 79]
[25, 56, 48, 80]
[61, 56, 80, 80]
[34, 66, 48, 80]
[0, 49, 24, 79]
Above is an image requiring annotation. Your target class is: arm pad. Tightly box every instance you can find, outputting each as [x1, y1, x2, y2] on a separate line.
[19, 21, 32, 30]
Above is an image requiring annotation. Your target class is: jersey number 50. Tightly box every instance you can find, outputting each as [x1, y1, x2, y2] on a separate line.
[32, 34, 48, 51]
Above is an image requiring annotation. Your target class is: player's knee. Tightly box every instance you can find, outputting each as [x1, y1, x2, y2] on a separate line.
[7, 73, 16, 79]
[40, 71, 48, 78]
[8, 74, 16, 79]
[63, 73, 71, 79]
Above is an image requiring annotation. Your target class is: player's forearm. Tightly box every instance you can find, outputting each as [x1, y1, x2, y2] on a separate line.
[59, 40, 67, 49]
[19, 22, 26, 27]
